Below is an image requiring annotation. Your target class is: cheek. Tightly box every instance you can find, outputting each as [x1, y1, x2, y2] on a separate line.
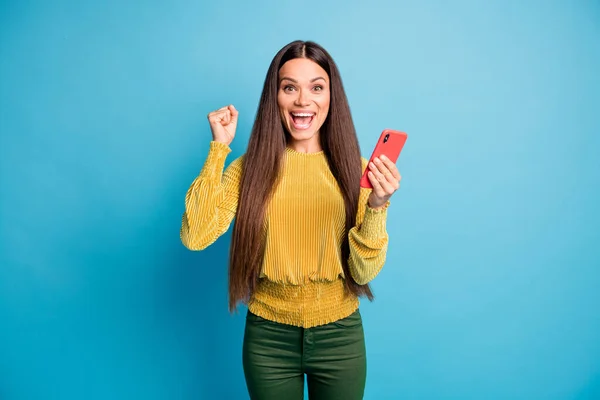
[277, 94, 288, 120]
[319, 97, 331, 119]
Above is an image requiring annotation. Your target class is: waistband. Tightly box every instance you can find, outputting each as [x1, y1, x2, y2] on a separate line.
[247, 278, 359, 328]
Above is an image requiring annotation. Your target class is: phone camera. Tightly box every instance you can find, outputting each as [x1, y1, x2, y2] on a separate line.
[383, 134, 390, 143]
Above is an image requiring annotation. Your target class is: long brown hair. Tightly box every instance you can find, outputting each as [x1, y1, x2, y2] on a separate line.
[228, 40, 374, 311]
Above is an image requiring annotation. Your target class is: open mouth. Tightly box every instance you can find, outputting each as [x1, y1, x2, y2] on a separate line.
[290, 112, 315, 130]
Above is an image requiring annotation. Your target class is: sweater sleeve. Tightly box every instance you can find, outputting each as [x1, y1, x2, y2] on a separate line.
[347, 157, 390, 284]
[180, 141, 243, 250]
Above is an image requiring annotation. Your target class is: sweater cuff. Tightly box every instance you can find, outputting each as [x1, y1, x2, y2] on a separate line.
[360, 202, 389, 239]
[200, 141, 232, 179]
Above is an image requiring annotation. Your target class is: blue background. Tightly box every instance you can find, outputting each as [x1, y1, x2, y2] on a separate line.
[1, 1, 599, 399]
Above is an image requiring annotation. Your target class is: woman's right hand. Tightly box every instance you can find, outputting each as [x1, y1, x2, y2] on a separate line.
[207, 105, 239, 146]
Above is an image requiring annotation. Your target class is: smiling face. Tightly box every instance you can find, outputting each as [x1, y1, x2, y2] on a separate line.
[277, 58, 330, 150]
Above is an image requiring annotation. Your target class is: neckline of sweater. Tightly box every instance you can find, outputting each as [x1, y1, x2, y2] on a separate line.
[285, 146, 325, 157]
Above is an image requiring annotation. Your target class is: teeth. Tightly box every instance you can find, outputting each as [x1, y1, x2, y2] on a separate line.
[291, 112, 314, 117]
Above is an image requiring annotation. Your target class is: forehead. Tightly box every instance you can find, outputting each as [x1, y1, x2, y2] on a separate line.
[278, 58, 329, 81]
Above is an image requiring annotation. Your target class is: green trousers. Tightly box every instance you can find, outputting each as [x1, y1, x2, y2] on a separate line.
[242, 309, 367, 400]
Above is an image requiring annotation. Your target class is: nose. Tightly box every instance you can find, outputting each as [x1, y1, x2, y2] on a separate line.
[294, 89, 310, 106]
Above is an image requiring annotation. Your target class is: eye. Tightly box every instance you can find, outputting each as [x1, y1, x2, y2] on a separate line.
[283, 85, 296, 93]
[313, 85, 324, 92]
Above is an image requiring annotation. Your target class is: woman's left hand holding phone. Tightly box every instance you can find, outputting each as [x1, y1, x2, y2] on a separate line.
[367, 155, 401, 209]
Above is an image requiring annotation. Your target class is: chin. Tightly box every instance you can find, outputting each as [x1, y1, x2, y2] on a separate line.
[287, 129, 319, 142]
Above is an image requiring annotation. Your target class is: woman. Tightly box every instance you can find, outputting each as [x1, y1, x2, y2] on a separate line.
[180, 40, 401, 400]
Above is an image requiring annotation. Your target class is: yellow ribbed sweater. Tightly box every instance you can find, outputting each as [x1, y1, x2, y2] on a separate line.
[180, 141, 389, 328]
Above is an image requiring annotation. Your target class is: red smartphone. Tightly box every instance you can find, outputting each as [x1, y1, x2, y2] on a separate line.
[360, 129, 408, 189]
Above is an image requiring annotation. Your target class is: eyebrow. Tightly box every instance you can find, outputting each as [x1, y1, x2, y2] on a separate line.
[279, 76, 327, 84]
